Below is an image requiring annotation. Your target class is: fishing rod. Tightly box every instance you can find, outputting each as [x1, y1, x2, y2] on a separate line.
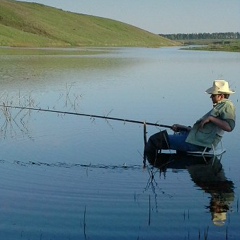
[0, 104, 172, 128]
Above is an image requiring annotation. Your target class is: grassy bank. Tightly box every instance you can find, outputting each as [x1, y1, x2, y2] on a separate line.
[0, 0, 178, 48]
[189, 40, 240, 52]
[181, 39, 240, 52]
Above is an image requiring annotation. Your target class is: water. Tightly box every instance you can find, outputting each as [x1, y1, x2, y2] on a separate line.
[0, 47, 240, 239]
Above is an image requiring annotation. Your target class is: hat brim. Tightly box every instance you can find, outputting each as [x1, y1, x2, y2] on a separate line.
[205, 87, 235, 94]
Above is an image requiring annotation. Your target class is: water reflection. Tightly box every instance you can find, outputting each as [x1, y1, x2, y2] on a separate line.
[188, 160, 234, 226]
[146, 153, 234, 227]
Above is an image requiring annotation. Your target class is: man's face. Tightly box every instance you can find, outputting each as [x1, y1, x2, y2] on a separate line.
[210, 94, 223, 104]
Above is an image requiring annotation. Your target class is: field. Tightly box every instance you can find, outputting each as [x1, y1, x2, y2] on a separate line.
[0, 0, 178, 48]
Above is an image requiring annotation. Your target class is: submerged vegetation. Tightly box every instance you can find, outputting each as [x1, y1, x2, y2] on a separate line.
[0, 0, 178, 48]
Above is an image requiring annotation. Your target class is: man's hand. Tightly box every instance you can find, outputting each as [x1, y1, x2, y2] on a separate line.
[171, 124, 191, 132]
[200, 117, 211, 128]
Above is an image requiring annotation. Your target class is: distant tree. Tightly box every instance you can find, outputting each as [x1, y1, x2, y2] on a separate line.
[159, 32, 240, 40]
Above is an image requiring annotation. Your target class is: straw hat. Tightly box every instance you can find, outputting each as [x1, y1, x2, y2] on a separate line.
[212, 212, 227, 226]
[206, 80, 235, 94]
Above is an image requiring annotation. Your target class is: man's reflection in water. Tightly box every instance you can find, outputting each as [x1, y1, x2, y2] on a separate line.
[187, 158, 234, 226]
[146, 154, 234, 226]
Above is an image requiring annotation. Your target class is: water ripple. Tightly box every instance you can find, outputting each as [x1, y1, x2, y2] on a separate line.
[2, 159, 143, 170]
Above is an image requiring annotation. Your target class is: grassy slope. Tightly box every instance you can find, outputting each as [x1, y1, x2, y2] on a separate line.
[0, 0, 178, 48]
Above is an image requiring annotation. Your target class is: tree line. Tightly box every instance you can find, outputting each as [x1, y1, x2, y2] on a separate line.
[159, 32, 240, 40]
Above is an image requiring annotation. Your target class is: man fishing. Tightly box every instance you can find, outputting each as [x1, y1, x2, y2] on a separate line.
[144, 80, 236, 155]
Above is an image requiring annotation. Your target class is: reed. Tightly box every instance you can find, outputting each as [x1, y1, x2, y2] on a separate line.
[183, 210, 189, 221]
[203, 226, 209, 240]
[0, 88, 83, 139]
[148, 195, 151, 226]
[143, 122, 148, 167]
[83, 206, 87, 239]
[237, 196, 239, 212]
[226, 226, 228, 240]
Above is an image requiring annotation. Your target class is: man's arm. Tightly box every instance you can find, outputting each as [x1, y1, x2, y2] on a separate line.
[200, 116, 232, 132]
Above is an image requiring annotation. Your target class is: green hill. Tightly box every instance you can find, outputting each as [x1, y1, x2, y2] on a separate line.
[0, 0, 178, 48]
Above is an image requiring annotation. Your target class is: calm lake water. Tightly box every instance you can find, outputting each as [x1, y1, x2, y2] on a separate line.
[0, 47, 240, 239]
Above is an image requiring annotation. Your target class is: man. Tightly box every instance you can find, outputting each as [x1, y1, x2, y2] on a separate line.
[145, 80, 236, 155]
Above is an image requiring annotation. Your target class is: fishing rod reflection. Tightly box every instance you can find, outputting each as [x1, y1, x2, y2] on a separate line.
[145, 153, 235, 227]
